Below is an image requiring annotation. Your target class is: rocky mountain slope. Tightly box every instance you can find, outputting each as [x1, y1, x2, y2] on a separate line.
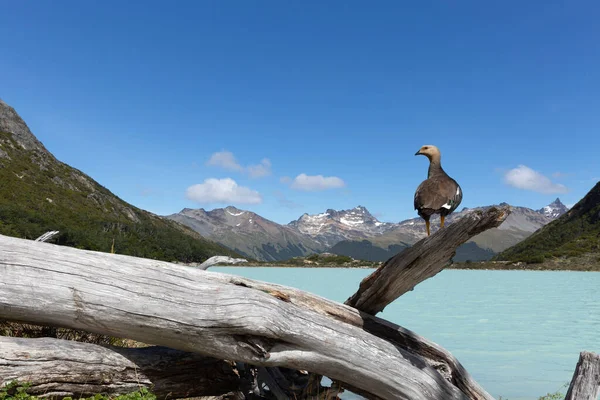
[0, 99, 237, 262]
[287, 205, 396, 247]
[537, 197, 569, 219]
[174, 199, 566, 263]
[496, 182, 600, 263]
[167, 206, 324, 261]
[324, 200, 567, 262]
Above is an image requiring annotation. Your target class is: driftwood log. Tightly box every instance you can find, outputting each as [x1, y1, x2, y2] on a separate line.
[0, 337, 244, 399]
[564, 351, 600, 400]
[0, 207, 509, 399]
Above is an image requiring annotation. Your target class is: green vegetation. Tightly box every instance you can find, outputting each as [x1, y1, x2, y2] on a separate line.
[0, 320, 139, 347]
[307, 253, 353, 264]
[0, 131, 238, 263]
[2, 380, 569, 400]
[329, 239, 411, 262]
[498, 384, 567, 400]
[1, 381, 156, 400]
[245, 252, 380, 268]
[495, 181, 600, 263]
[451, 258, 600, 271]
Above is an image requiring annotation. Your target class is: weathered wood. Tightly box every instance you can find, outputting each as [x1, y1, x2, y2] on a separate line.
[34, 230, 59, 242]
[279, 206, 510, 398]
[211, 273, 494, 400]
[0, 336, 243, 399]
[198, 255, 248, 270]
[564, 351, 600, 400]
[346, 207, 510, 314]
[0, 233, 495, 400]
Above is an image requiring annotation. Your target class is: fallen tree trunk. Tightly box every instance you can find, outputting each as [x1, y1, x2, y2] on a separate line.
[564, 351, 600, 400]
[0, 207, 508, 399]
[0, 337, 244, 399]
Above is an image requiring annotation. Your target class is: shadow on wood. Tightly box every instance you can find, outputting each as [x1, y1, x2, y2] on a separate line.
[0, 337, 244, 399]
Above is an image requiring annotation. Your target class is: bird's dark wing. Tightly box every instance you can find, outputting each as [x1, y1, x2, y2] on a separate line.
[414, 178, 462, 213]
[442, 178, 462, 214]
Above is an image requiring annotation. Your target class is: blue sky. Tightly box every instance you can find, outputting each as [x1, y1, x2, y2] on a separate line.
[1, 1, 599, 224]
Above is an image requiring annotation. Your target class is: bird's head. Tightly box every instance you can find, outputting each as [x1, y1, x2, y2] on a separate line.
[415, 145, 441, 161]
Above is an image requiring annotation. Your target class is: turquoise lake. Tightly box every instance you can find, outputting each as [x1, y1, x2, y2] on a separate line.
[213, 267, 599, 400]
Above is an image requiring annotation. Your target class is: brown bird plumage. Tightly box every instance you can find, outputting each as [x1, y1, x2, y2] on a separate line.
[414, 145, 462, 236]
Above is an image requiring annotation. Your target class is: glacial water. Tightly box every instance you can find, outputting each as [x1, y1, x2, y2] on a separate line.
[212, 267, 599, 400]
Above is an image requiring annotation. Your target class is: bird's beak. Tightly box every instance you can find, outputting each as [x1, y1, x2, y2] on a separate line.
[415, 150, 421, 156]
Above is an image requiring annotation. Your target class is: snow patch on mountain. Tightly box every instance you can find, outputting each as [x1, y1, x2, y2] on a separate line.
[288, 205, 396, 246]
[227, 210, 245, 216]
[537, 198, 568, 219]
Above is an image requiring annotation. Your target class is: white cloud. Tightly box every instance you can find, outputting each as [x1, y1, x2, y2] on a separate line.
[206, 151, 271, 178]
[503, 165, 568, 194]
[290, 173, 346, 191]
[247, 158, 272, 178]
[206, 151, 243, 171]
[186, 178, 262, 204]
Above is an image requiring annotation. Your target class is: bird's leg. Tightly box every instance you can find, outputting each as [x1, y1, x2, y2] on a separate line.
[440, 215, 445, 229]
[426, 220, 430, 236]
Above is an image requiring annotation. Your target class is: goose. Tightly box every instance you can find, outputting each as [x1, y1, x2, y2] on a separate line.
[414, 145, 462, 236]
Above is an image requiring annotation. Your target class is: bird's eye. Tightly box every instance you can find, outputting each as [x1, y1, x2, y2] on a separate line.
[423, 146, 428, 150]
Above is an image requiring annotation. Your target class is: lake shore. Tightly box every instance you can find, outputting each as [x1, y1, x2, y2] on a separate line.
[207, 259, 600, 272]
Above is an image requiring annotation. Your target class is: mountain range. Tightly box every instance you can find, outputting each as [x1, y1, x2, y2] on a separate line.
[168, 199, 569, 262]
[167, 206, 323, 261]
[0, 99, 237, 262]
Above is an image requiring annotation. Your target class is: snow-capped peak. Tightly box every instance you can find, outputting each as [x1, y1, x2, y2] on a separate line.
[537, 198, 568, 219]
[287, 205, 394, 245]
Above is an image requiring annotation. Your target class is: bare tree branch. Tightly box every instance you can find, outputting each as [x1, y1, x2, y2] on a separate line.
[346, 207, 510, 314]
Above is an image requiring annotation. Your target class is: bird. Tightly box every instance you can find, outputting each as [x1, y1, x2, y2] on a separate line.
[414, 145, 462, 236]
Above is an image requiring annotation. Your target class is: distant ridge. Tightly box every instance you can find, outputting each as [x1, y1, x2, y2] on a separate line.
[172, 200, 568, 262]
[0, 99, 237, 262]
[167, 206, 324, 261]
[301, 201, 565, 262]
[287, 205, 397, 247]
[495, 181, 600, 263]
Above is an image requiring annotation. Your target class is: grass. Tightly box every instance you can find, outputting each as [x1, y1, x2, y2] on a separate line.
[2, 380, 570, 400]
[498, 383, 568, 400]
[0, 382, 156, 400]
